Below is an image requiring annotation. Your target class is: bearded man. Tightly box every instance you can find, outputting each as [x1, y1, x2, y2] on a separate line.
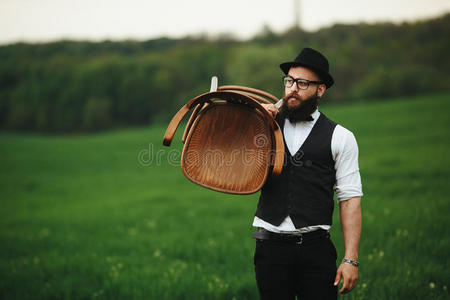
[254, 48, 363, 299]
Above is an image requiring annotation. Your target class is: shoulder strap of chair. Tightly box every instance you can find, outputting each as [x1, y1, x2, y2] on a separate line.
[271, 121, 284, 176]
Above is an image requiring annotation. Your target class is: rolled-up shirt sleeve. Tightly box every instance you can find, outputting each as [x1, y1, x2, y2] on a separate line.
[332, 125, 363, 202]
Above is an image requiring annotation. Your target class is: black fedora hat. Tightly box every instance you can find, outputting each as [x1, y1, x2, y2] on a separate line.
[280, 48, 334, 88]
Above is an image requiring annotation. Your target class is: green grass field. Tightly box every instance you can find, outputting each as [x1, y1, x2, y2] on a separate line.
[1, 94, 449, 299]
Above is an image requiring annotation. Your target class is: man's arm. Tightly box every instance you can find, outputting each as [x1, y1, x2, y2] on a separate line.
[334, 196, 361, 294]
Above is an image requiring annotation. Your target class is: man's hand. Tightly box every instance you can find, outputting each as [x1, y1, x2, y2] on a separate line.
[260, 103, 278, 118]
[334, 262, 358, 294]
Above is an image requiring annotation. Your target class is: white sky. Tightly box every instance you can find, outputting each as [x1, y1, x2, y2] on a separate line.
[0, 0, 449, 45]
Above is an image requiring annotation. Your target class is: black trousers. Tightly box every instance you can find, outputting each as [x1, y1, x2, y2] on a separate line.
[254, 235, 338, 300]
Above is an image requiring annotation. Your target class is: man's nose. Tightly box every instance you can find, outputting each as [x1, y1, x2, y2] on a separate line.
[288, 82, 299, 92]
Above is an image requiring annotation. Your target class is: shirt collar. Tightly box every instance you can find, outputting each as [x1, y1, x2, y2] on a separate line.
[310, 109, 320, 121]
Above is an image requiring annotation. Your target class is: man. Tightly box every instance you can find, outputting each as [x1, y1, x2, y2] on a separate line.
[254, 47, 362, 299]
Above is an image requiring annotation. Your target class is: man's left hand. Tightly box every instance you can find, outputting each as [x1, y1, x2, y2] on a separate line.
[334, 262, 358, 294]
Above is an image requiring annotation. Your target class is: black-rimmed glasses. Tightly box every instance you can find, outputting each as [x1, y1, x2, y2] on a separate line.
[283, 76, 323, 90]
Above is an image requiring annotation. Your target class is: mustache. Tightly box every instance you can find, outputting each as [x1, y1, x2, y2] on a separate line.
[283, 91, 301, 101]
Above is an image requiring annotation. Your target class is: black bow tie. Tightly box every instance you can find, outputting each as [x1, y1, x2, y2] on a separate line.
[288, 115, 314, 123]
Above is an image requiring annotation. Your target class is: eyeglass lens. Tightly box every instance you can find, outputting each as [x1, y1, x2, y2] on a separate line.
[283, 77, 309, 90]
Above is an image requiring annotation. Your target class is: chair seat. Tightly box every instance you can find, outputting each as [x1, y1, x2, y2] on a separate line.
[182, 103, 273, 194]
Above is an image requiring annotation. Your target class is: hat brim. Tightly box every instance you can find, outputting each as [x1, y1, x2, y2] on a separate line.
[280, 62, 334, 89]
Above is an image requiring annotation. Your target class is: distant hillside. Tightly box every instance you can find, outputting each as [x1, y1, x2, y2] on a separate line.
[1, 13, 449, 133]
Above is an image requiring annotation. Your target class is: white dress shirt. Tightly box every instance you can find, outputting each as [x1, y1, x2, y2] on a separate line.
[252, 108, 363, 233]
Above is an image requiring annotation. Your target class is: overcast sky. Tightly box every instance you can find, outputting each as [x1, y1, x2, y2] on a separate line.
[0, 0, 449, 45]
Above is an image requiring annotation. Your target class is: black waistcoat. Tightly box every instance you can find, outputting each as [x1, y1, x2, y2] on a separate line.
[255, 113, 337, 228]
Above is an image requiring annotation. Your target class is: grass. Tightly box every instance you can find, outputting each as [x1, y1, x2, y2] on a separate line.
[1, 93, 449, 299]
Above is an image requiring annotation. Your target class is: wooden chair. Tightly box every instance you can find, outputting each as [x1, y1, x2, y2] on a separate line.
[163, 77, 284, 194]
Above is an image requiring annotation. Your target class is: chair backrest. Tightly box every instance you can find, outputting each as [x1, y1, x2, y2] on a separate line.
[163, 78, 284, 194]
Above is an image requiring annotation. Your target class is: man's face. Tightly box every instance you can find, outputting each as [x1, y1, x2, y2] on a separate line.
[284, 66, 325, 109]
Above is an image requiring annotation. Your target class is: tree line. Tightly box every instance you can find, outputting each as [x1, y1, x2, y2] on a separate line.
[0, 13, 449, 133]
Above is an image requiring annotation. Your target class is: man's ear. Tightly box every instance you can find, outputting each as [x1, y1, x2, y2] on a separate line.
[317, 84, 326, 98]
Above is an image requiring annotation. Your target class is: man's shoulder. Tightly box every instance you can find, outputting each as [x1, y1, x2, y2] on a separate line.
[332, 123, 359, 153]
[334, 124, 354, 137]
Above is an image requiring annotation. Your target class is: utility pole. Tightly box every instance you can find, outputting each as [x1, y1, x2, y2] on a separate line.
[294, 0, 302, 30]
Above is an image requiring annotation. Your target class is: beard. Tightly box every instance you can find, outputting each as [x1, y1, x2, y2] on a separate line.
[279, 90, 319, 122]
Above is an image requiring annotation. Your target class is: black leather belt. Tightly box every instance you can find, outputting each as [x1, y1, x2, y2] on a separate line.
[252, 228, 330, 245]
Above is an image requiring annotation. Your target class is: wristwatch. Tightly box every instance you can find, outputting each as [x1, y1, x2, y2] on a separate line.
[342, 258, 359, 267]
